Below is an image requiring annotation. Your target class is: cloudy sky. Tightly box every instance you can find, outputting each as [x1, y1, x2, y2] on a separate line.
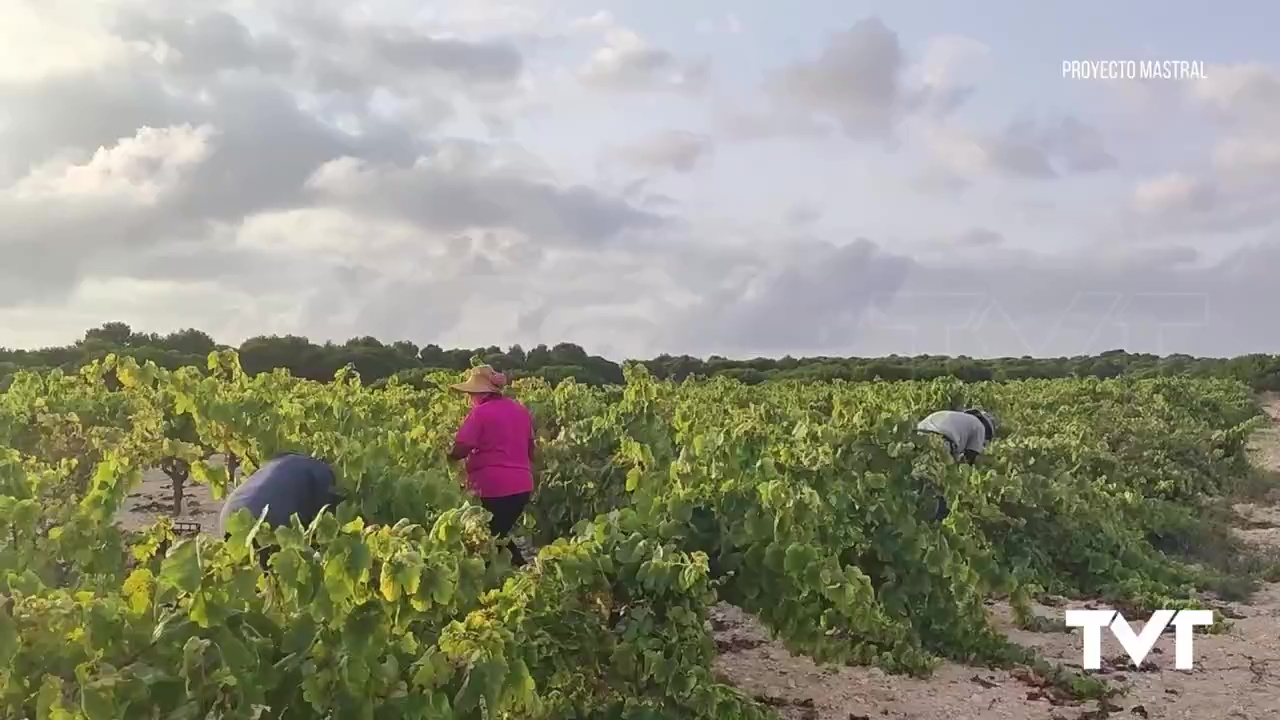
[1, 0, 1276, 358]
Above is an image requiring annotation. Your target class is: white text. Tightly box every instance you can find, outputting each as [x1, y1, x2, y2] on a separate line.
[1061, 60, 1208, 80]
[1064, 609, 1214, 669]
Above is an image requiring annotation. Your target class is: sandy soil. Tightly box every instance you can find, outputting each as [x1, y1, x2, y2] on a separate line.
[711, 397, 1280, 720]
[111, 399, 1280, 719]
[115, 456, 224, 534]
[1235, 394, 1280, 548]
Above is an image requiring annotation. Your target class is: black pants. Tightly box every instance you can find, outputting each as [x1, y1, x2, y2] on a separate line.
[481, 492, 530, 567]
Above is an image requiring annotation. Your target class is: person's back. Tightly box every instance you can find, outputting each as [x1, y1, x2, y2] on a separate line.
[457, 395, 534, 498]
[217, 453, 341, 535]
[917, 410, 990, 461]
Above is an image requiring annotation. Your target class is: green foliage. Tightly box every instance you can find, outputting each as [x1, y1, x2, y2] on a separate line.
[9, 321, 1280, 391]
[0, 352, 1268, 716]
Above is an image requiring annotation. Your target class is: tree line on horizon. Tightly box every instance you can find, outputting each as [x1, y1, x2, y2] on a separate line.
[4, 321, 1280, 392]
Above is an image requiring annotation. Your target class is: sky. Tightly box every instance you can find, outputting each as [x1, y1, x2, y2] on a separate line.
[1, 0, 1278, 359]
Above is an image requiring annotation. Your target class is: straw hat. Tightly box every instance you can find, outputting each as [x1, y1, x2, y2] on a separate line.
[449, 365, 508, 394]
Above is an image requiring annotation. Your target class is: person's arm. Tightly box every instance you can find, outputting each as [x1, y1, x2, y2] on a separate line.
[449, 408, 482, 461]
[961, 419, 985, 465]
[313, 461, 343, 511]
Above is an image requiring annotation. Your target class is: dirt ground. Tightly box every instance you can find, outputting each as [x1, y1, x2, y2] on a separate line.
[711, 397, 1280, 720]
[115, 456, 224, 534]
[112, 400, 1280, 719]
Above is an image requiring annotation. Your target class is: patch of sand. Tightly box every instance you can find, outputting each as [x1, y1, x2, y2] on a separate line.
[112, 400, 1280, 718]
[711, 396, 1280, 720]
[115, 456, 225, 534]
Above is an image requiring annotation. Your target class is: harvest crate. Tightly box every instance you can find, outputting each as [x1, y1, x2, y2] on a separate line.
[172, 521, 202, 536]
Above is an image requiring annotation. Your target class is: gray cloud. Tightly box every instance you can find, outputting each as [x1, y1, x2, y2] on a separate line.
[612, 131, 713, 174]
[713, 104, 836, 141]
[956, 228, 1004, 247]
[305, 151, 665, 245]
[5, 5, 1280, 361]
[728, 18, 981, 143]
[663, 238, 913, 354]
[289, 17, 525, 95]
[366, 32, 522, 82]
[980, 134, 1056, 178]
[1126, 176, 1280, 237]
[1033, 115, 1116, 173]
[721, 17, 1113, 189]
[852, 243, 1264, 358]
[1190, 63, 1280, 131]
[921, 113, 1116, 190]
[115, 4, 525, 91]
[993, 115, 1116, 176]
[1119, 64, 1280, 237]
[765, 18, 907, 140]
[0, 1, 657, 320]
[0, 69, 428, 300]
[0, 70, 190, 182]
[112, 10, 297, 77]
[632, 236, 1280, 359]
[785, 203, 824, 228]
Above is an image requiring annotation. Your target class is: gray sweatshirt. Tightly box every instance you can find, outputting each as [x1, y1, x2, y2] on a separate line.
[916, 411, 989, 459]
[217, 453, 342, 536]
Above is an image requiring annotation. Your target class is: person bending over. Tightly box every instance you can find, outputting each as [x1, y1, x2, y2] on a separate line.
[218, 451, 344, 565]
[916, 408, 998, 465]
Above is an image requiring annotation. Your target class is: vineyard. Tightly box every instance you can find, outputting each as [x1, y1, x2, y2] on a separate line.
[0, 350, 1272, 718]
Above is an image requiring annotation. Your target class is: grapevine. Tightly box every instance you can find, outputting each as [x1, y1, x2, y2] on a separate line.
[0, 353, 1266, 717]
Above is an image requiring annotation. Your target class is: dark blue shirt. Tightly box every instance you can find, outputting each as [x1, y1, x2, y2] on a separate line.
[218, 453, 342, 535]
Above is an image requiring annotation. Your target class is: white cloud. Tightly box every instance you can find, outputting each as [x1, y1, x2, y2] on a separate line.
[570, 11, 616, 35]
[1, 4, 1279, 358]
[1213, 136, 1280, 182]
[0, 0, 135, 82]
[1133, 173, 1216, 215]
[12, 124, 216, 203]
[1189, 63, 1280, 127]
[420, 0, 559, 37]
[576, 16, 708, 94]
[914, 35, 989, 91]
[919, 114, 1115, 188]
[1119, 68, 1280, 237]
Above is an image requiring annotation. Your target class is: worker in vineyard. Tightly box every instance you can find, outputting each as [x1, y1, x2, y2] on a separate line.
[916, 408, 998, 465]
[447, 365, 535, 568]
[217, 451, 344, 565]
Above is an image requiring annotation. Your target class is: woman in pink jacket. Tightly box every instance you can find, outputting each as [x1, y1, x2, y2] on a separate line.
[447, 365, 535, 566]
